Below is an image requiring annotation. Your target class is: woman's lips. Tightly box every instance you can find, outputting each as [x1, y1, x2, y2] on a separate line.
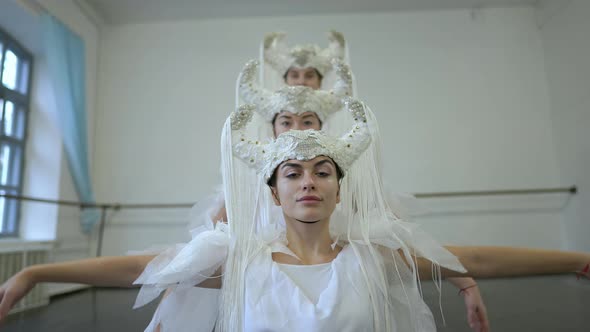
[297, 196, 322, 202]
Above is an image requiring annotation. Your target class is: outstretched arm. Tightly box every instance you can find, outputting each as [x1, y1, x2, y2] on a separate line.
[409, 246, 588, 332]
[0, 255, 154, 321]
[418, 246, 590, 279]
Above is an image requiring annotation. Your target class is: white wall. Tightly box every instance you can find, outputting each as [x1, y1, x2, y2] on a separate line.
[540, 0, 590, 252]
[96, 6, 566, 255]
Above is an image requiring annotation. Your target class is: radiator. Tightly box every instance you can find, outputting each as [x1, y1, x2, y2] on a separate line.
[0, 248, 50, 313]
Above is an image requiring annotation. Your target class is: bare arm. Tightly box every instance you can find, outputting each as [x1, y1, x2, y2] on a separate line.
[26, 255, 155, 287]
[416, 246, 590, 279]
[447, 277, 476, 291]
[407, 246, 588, 332]
[0, 255, 154, 320]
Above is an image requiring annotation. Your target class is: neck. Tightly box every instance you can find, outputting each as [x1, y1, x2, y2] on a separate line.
[283, 215, 339, 264]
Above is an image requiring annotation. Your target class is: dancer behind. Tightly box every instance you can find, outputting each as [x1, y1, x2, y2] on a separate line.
[261, 31, 346, 91]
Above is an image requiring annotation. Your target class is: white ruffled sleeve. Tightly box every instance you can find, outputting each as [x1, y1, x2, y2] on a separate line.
[133, 221, 229, 308]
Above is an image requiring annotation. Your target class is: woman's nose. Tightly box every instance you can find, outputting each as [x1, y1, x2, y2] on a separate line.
[302, 173, 316, 190]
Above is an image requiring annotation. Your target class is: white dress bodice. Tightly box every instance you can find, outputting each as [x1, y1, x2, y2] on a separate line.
[244, 245, 375, 331]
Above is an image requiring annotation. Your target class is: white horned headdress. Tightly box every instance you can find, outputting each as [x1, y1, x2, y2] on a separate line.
[238, 58, 353, 123]
[230, 97, 371, 181]
[263, 30, 346, 76]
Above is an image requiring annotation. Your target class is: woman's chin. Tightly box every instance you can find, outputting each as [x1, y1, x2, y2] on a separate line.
[291, 214, 327, 224]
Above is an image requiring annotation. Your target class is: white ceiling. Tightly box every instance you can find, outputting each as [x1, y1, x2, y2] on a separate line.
[82, 0, 539, 25]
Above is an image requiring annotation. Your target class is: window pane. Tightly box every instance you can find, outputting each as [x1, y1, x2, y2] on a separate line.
[0, 190, 5, 233]
[2, 49, 18, 90]
[0, 143, 11, 185]
[17, 59, 30, 94]
[1, 49, 31, 95]
[0, 143, 22, 187]
[3, 100, 14, 136]
[14, 105, 26, 139]
[2, 100, 26, 139]
[0, 188, 19, 235]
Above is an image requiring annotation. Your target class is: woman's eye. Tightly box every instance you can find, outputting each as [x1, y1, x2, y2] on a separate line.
[281, 122, 291, 127]
[286, 173, 299, 178]
[317, 172, 330, 177]
[304, 121, 313, 126]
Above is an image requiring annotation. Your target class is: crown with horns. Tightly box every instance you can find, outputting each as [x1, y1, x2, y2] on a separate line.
[263, 30, 346, 76]
[238, 58, 353, 123]
[230, 97, 371, 181]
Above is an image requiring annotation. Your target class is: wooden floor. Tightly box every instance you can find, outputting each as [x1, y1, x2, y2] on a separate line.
[4, 275, 590, 331]
[4, 288, 158, 332]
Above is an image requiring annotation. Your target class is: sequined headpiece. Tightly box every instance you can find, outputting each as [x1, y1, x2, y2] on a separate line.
[264, 31, 346, 76]
[238, 58, 352, 122]
[230, 98, 370, 181]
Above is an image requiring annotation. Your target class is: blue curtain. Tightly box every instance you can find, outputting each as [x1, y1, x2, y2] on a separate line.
[41, 14, 99, 233]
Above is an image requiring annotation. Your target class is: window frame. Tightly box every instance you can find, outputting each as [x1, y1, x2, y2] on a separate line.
[0, 26, 34, 238]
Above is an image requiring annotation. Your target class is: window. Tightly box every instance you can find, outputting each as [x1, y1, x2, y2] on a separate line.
[0, 26, 33, 237]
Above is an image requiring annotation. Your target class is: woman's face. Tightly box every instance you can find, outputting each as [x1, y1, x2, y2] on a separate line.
[284, 67, 322, 90]
[273, 67, 323, 137]
[270, 156, 340, 224]
[273, 111, 322, 137]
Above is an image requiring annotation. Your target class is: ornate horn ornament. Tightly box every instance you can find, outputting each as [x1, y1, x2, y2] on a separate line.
[263, 30, 346, 76]
[237, 58, 352, 122]
[230, 97, 371, 181]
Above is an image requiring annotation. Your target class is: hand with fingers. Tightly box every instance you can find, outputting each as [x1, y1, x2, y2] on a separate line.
[0, 269, 37, 322]
[460, 284, 490, 332]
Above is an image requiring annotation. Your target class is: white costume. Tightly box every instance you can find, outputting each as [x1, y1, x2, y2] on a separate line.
[133, 88, 466, 330]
